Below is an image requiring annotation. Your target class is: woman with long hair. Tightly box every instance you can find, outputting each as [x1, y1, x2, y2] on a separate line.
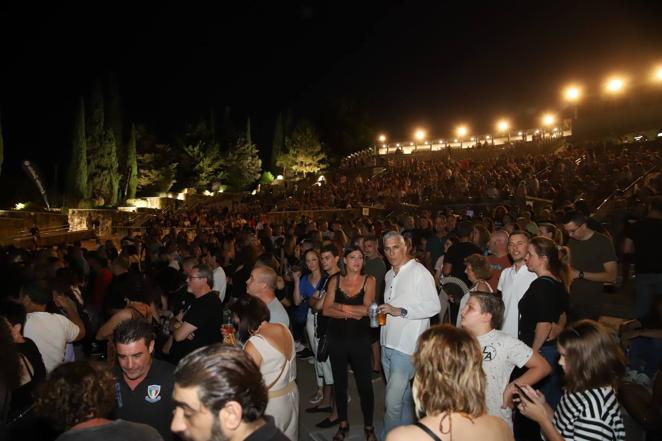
[387, 325, 512, 441]
[518, 320, 626, 441]
[519, 236, 569, 408]
[293, 249, 326, 404]
[323, 245, 376, 441]
[233, 296, 299, 440]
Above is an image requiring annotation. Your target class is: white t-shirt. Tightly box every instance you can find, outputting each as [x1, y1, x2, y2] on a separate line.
[213, 266, 227, 302]
[24, 311, 80, 373]
[497, 264, 537, 338]
[477, 329, 532, 427]
[267, 297, 290, 327]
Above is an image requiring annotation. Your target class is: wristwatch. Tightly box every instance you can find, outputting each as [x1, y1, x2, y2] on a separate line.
[578, 270, 585, 280]
[400, 308, 408, 318]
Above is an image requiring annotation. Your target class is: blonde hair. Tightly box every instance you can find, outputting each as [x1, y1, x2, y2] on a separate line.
[413, 325, 486, 421]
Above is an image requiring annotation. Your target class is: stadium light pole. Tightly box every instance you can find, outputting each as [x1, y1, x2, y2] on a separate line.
[456, 125, 468, 148]
[496, 119, 510, 143]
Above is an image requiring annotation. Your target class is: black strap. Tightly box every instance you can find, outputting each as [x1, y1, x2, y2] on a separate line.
[414, 421, 443, 441]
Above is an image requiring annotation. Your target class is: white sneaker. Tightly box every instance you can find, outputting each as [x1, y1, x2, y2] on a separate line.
[309, 390, 323, 405]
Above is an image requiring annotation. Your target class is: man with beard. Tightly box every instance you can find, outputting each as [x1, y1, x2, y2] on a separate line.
[113, 319, 175, 441]
[171, 344, 288, 441]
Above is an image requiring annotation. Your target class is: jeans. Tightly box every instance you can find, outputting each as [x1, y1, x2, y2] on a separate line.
[538, 343, 563, 409]
[381, 347, 416, 440]
[634, 273, 662, 318]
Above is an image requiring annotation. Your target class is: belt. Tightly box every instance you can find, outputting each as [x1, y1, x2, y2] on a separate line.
[268, 380, 297, 399]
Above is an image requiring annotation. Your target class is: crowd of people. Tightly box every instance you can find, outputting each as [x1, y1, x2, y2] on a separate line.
[0, 141, 661, 441]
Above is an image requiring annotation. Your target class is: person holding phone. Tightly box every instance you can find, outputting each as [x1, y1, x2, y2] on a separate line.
[517, 320, 626, 441]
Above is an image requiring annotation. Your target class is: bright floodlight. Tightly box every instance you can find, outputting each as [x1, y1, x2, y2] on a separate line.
[496, 119, 510, 132]
[456, 125, 468, 137]
[564, 85, 582, 102]
[276, 175, 284, 180]
[654, 66, 662, 82]
[414, 129, 427, 141]
[542, 113, 556, 126]
[605, 77, 625, 94]
[378, 134, 387, 142]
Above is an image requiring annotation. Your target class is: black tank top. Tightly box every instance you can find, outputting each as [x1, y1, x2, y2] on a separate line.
[327, 275, 370, 339]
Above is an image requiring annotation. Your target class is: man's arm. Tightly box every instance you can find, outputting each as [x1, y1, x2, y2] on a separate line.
[572, 261, 617, 284]
[173, 321, 198, 342]
[503, 351, 552, 408]
[53, 294, 86, 341]
[386, 269, 440, 320]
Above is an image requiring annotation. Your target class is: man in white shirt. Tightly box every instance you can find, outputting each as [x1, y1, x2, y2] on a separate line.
[460, 292, 551, 428]
[246, 266, 290, 327]
[497, 231, 537, 338]
[20, 283, 85, 373]
[379, 231, 441, 438]
[206, 249, 227, 303]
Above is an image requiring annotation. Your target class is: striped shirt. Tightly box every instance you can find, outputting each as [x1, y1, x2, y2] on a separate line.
[553, 387, 625, 441]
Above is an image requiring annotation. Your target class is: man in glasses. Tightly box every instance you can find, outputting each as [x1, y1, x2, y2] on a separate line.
[562, 210, 617, 320]
[169, 264, 224, 363]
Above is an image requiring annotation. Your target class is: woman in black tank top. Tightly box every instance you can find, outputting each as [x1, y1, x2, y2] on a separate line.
[323, 245, 377, 441]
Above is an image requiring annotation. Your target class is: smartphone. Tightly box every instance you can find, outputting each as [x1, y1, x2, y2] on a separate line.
[515, 384, 534, 403]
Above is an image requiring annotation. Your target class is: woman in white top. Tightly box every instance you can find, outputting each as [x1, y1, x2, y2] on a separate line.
[456, 253, 493, 326]
[233, 296, 299, 441]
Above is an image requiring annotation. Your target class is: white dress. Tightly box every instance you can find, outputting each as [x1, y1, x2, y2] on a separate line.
[249, 325, 299, 440]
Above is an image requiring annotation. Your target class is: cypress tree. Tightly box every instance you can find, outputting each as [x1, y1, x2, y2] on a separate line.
[271, 113, 284, 170]
[126, 123, 138, 199]
[66, 97, 88, 203]
[0, 113, 4, 178]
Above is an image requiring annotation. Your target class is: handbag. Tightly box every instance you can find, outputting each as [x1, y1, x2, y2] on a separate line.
[316, 334, 329, 362]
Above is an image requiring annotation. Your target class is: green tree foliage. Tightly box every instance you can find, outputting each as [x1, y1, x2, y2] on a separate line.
[271, 113, 284, 170]
[136, 126, 177, 194]
[277, 120, 326, 177]
[176, 121, 225, 191]
[125, 123, 138, 199]
[223, 137, 262, 190]
[0, 114, 4, 178]
[86, 80, 120, 205]
[66, 97, 88, 202]
[259, 171, 275, 185]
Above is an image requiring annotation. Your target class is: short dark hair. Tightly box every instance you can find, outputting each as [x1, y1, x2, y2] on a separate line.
[320, 244, 340, 257]
[231, 296, 270, 342]
[0, 300, 27, 330]
[469, 292, 504, 330]
[562, 210, 587, 226]
[363, 235, 378, 245]
[193, 264, 214, 289]
[113, 319, 156, 346]
[37, 361, 116, 430]
[21, 282, 51, 306]
[174, 344, 268, 422]
[341, 244, 365, 276]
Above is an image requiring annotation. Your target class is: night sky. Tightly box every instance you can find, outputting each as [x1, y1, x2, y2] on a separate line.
[1, 1, 662, 187]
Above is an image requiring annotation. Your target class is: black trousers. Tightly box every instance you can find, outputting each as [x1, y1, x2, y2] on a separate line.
[328, 334, 374, 426]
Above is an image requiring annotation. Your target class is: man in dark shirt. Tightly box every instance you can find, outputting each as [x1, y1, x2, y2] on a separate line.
[169, 264, 223, 363]
[171, 344, 288, 441]
[624, 196, 662, 317]
[443, 221, 482, 287]
[113, 319, 175, 441]
[562, 210, 617, 320]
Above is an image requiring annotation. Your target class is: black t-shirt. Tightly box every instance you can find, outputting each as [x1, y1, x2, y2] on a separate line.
[444, 241, 483, 286]
[10, 338, 47, 418]
[169, 292, 223, 362]
[625, 218, 662, 274]
[244, 417, 289, 441]
[518, 276, 569, 347]
[113, 359, 175, 441]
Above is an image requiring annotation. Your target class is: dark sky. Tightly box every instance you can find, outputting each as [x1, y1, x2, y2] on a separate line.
[1, 0, 662, 178]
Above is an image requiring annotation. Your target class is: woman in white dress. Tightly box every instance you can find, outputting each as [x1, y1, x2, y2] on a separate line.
[233, 296, 299, 440]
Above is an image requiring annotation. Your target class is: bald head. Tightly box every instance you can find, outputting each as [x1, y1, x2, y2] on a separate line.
[246, 266, 277, 301]
[489, 230, 510, 256]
